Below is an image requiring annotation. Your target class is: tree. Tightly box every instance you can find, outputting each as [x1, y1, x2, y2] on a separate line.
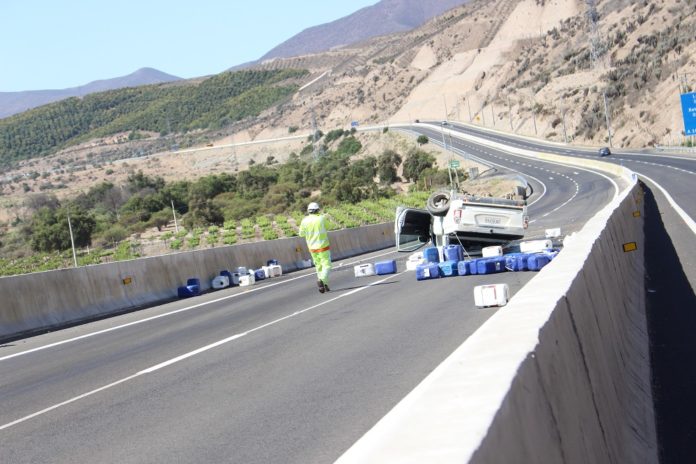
[262, 182, 298, 213]
[185, 198, 224, 228]
[30, 206, 96, 252]
[26, 193, 60, 212]
[336, 136, 362, 155]
[101, 224, 128, 245]
[402, 149, 435, 182]
[417, 135, 429, 145]
[377, 149, 402, 184]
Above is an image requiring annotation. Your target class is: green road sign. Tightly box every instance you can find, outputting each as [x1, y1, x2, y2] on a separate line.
[449, 160, 460, 168]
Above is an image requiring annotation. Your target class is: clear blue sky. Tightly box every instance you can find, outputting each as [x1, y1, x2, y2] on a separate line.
[1, 0, 377, 92]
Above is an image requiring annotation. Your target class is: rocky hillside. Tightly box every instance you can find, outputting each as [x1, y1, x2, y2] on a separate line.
[247, 0, 695, 149]
[259, 0, 471, 60]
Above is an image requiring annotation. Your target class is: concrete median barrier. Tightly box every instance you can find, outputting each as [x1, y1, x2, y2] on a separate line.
[0, 222, 394, 341]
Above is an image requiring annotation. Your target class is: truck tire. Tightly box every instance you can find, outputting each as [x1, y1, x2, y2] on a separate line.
[427, 191, 450, 216]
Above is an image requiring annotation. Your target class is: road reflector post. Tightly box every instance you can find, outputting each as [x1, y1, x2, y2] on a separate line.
[623, 242, 638, 253]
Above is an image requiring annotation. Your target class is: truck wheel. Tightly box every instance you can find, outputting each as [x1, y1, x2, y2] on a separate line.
[427, 191, 450, 216]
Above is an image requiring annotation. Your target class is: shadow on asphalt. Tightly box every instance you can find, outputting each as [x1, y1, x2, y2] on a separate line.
[643, 183, 696, 463]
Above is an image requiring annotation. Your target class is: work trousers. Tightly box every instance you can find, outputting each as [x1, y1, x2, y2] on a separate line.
[311, 250, 332, 285]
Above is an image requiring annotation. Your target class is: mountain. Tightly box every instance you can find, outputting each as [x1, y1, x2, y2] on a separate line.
[0, 68, 182, 119]
[259, 0, 471, 61]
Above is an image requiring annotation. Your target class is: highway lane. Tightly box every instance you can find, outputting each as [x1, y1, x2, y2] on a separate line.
[1, 249, 534, 463]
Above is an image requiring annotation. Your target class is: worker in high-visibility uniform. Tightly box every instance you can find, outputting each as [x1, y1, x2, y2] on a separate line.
[299, 202, 332, 293]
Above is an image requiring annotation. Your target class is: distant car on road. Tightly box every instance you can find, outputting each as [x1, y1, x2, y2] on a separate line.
[598, 147, 611, 157]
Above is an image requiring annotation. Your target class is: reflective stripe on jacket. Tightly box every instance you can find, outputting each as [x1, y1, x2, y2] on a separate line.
[299, 214, 330, 252]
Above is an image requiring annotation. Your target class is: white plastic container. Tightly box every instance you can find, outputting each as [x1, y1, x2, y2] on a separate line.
[406, 259, 425, 271]
[406, 252, 426, 271]
[545, 228, 562, 238]
[474, 284, 510, 307]
[482, 246, 503, 257]
[269, 264, 282, 277]
[211, 275, 230, 289]
[354, 263, 375, 277]
[239, 274, 256, 287]
[520, 239, 553, 253]
[261, 266, 272, 278]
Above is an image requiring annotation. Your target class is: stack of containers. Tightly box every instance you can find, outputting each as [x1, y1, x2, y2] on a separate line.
[416, 247, 440, 281]
[439, 244, 464, 277]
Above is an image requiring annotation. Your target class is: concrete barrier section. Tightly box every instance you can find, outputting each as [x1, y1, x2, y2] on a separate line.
[0, 222, 395, 341]
[336, 181, 657, 463]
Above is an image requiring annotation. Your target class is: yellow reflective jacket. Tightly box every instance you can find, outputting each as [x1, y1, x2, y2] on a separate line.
[299, 213, 330, 252]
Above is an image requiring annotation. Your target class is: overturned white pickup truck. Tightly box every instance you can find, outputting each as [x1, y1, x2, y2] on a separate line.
[395, 190, 529, 252]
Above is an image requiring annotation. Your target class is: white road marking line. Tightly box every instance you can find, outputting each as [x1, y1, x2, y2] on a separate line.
[0, 250, 399, 362]
[0, 374, 142, 431]
[0, 273, 402, 430]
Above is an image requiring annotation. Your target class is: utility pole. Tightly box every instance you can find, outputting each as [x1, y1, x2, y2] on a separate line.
[532, 99, 538, 135]
[562, 108, 569, 144]
[443, 95, 449, 121]
[491, 100, 495, 127]
[586, 0, 612, 146]
[507, 95, 514, 131]
[466, 97, 473, 122]
[67, 209, 78, 268]
[311, 108, 321, 160]
[171, 199, 179, 233]
[603, 90, 613, 147]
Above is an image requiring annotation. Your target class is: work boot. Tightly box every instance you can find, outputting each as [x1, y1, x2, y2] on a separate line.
[323, 282, 330, 292]
[317, 280, 325, 293]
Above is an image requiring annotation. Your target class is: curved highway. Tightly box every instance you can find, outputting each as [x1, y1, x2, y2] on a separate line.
[0, 128, 622, 463]
[411, 124, 621, 238]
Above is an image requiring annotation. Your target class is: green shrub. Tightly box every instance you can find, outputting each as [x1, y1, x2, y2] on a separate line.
[223, 231, 237, 245]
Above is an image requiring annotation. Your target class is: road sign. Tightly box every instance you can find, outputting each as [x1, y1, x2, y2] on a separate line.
[680, 91, 696, 136]
[449, 160, 460, 168]
[351, 121, 359, 127]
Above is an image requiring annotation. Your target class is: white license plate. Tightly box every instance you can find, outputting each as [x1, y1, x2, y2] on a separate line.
[479, 216, 503, 226]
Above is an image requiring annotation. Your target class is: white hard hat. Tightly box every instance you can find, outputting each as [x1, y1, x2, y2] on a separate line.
[307, 202, 320, 213]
